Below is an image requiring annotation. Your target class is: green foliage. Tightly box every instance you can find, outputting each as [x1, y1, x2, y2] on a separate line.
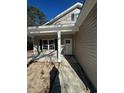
[27, 6, 47, 26]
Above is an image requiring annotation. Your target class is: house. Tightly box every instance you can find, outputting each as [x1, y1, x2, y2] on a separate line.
[28, 0, 97, 91]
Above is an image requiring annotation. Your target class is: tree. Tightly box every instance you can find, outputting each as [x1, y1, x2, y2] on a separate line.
[27, 6, 47, 26]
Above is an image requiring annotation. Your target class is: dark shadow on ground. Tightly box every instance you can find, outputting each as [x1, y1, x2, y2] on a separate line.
[27, 50, 56, 67]
[35, 50, 56, 61]
[64, 55, 96, 93]
[49, 66, 61, 93]
[27, 51, 41, 67]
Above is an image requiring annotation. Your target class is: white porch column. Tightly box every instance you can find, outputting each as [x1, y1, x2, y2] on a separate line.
[57, 31, 61, 62]
[32, 37, 37, 56]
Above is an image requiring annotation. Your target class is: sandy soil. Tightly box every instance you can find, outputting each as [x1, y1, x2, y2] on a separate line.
[27, 62, 60, 93]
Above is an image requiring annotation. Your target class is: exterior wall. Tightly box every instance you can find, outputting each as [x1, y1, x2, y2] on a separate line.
[52, 9, 80, 25]
[33, 34, 73, 54]
[74, 4, 97, 88]
[34, 34, 73, 44]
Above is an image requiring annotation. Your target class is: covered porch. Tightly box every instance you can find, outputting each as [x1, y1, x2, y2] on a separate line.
[28, 24, 78, 62]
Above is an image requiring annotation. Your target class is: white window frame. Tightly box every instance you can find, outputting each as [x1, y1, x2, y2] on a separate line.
[71, 13, 79, 21]
[42, 39, 55, 50]
[42, 40, 48, 50]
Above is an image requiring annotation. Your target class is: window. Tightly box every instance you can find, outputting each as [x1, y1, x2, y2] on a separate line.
[42, 40, 55, 50]
[71, 13, 79, 21]
[66, 40, 70, 44]
[42, 40, 48, 49]
[49, 40, 55, 49]
[71, 13, 74, 21]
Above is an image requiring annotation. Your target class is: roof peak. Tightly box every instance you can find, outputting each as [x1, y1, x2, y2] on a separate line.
[74, 2, 83, 6]
[44, 2, 83, 25]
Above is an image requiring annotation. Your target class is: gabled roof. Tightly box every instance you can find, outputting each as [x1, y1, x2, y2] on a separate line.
[28, 0, 97, 36]
[44, 2, 83, 25]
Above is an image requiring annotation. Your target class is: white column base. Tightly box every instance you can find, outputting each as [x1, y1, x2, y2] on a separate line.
[58, 59, 61, 62]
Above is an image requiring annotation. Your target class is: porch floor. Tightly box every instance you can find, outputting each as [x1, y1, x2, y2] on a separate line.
[27, 51, 90, 93]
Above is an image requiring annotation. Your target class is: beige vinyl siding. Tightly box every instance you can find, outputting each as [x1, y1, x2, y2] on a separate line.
[52, 9, 80, 25]
[74, 4, 97, 88]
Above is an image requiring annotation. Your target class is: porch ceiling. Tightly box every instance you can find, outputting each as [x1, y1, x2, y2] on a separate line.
[27, 24, 78, 36]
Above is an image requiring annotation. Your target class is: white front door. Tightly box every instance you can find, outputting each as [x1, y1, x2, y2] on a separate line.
[64, 39, 72, 55]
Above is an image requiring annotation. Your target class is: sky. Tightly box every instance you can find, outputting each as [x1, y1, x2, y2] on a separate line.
[27, 0, 85, 21]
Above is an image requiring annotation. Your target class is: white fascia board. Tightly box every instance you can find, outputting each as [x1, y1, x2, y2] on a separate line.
[30, 30, 57, 34]
[28, 24, 76, 32]
[28, 24, 74, 30]
[29, 30, 73, 34]
[27, 24, 78, 35]
[75, 0, 97, 27]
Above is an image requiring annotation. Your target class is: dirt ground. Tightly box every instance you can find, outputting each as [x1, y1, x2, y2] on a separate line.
[27, 62, 60, 93]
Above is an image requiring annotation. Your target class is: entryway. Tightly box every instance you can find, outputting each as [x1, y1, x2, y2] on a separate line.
[64, 39, 72, 55]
